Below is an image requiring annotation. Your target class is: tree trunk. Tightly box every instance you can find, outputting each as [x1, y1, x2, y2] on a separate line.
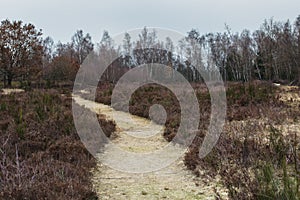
[7, 73, 13, 88]
[7, 79, 12, 87]
[3, 74, 6, 87]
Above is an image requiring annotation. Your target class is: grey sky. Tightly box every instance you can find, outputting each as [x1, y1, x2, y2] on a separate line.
[1, 0, 300, 43]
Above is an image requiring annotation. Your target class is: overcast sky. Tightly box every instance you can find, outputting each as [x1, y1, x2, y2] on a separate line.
[1, 0, 300, 43]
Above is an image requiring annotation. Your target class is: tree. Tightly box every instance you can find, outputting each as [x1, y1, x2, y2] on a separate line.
[0, 19, 43, 87]
[135, 27, 159, 79]
[294, 15, 300, 83]
[44, 56, 78, 82]
[121, 32, 134, 68]
[123, 32, 132, 56]
[98, 31, 119, 82]
[71, 30, 94, 65]
[165, 37, 175, 79]
[239, 29, 255, 82]
[42, 36, 54, 63]
[44, 41, 80, 83]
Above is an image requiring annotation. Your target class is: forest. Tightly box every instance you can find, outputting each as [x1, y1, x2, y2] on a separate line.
[1, 16, 300, 88]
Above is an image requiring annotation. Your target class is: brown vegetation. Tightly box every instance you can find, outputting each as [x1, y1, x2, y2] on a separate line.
[89, 81, 300, 199]
[0, 89, 116, 199]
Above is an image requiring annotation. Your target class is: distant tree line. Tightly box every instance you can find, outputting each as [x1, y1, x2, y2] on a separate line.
[1, 16, 300, 87]
[42, 30, 93, 84]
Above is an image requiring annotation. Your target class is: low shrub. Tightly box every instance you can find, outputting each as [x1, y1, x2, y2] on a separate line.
[0, 89, 116, 199]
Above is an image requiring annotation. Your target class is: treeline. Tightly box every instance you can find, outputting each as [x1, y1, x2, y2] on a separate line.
[0, 20, 94, 87]
[1, 16, 300, 87]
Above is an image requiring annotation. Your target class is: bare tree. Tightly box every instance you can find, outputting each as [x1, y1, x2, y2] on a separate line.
[98, 31, 119, 83]
[71, 30, 94, 65]
[42, 36, 54, 64]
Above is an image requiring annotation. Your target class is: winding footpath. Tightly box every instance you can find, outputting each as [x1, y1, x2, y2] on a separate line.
[1, 86, 298, 199]
[73, 95, 228, 200]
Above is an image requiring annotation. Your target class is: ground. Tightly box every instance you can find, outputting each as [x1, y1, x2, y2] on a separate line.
[74, 94, 228, 200]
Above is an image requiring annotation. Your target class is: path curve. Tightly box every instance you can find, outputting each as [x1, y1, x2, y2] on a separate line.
[73, 95, 228, 200]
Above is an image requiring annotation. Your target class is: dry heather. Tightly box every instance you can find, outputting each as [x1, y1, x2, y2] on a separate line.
[0, 89, 116, 199]
[87, 81, 300, 199]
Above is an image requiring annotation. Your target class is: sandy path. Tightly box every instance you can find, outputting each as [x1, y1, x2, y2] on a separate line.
[73, 95, 228, 200]
[1, 88, 24, 95]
